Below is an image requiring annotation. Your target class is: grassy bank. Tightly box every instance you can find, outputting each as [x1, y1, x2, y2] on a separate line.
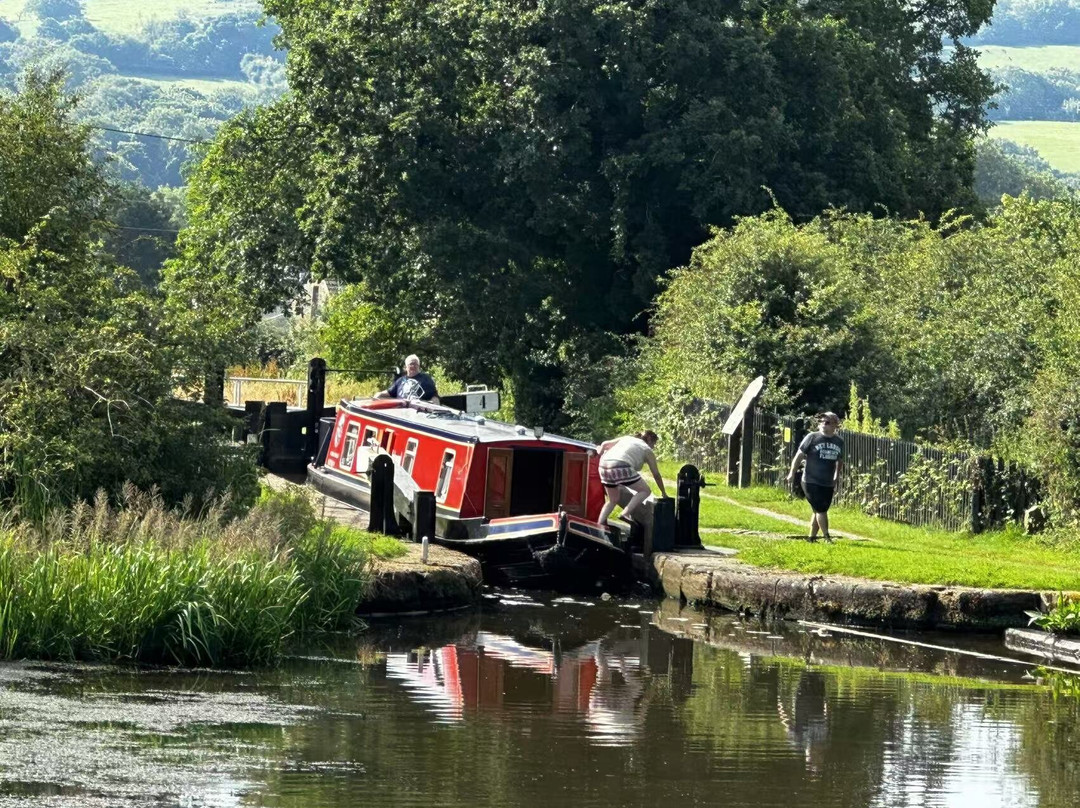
[657, 461, 1080, 591]
[0, 485, 405, 667]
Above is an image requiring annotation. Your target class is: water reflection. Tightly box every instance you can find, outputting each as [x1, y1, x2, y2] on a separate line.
[1, 595, 1080, 806]
[384, 617, 657, 745]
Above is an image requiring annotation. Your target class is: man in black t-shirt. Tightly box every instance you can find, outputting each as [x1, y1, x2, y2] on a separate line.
[786, 412, 844, 542]
[375, 354, 440, 403]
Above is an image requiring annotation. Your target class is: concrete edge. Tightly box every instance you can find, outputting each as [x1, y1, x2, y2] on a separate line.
[653, 553, 1052, 630]
[1005, 628, 1080, 666]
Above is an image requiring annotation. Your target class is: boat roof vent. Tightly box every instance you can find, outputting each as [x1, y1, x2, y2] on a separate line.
[515, 425, 527, 435]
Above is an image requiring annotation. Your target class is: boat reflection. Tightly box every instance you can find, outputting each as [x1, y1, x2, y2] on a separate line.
[383, 603, 681, 746]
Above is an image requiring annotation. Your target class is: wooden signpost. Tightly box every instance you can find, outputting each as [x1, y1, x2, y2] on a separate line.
[723, 375, 765, 488]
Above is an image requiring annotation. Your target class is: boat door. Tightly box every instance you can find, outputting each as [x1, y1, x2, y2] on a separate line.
[485, 448, 513, 519]
[559, 452, 588, 516]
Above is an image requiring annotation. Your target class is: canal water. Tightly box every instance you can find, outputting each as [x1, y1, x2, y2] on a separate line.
[1, 592, 1078, 808]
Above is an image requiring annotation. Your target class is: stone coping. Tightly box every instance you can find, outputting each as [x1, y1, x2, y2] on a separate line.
[1004, 628, 1080, 666]
[652, 549, 1052, 630]
[362, 542, 483, 615]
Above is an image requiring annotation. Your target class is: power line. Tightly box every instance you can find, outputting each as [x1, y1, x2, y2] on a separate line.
[92, 125, 207, 144]
[112, 225, 182, 234]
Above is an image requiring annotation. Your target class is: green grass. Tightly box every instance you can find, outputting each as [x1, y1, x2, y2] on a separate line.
[976, 45, 1080, 74]
[991, 121, 1080, 174]
[0, 485, 406, 666]
[656, 460, 1080, 591]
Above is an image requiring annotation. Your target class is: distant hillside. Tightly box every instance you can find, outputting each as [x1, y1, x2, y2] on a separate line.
[0, 0, 262, 35]
[0, 0, 283, 188]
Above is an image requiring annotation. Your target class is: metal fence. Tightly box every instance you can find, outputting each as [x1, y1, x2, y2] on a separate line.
[682, 399, 1039, 533]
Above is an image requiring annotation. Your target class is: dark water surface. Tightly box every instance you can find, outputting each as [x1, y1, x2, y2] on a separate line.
[1, 593, 1078, 808]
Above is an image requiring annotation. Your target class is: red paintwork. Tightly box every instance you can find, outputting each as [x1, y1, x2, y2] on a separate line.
[323, 399, 604, 520]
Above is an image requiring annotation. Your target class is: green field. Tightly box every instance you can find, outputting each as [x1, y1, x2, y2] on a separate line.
[0, 0, 262, 34]
[124, 74, 254, 94]
[991, 120, 1080, 174]
[977, 44, 1080, 74]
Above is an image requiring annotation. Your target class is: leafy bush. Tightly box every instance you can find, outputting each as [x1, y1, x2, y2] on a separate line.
[1027, 593, 1080, 635]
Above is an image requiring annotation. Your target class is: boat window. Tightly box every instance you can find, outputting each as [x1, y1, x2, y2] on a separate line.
[380, 429, 395, 453]
[362, 426, 378, 450]
[341, 424, 360, 470]
[402, 438, 419, 474]
[435, 449, 456, 501]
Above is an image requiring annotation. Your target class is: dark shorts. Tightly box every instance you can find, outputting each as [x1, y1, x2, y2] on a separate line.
[802, 482, 835, 513]
[599, 461, 642, 489]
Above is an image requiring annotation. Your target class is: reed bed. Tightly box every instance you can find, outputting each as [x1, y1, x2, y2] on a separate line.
[0, 485, 400, 666]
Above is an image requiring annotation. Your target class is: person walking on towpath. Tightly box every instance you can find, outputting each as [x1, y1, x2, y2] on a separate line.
[595, 431, 668, 528]
[786, 412, 844, 542]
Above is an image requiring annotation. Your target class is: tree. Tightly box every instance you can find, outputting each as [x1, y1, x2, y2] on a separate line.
[975, 138, 1076, 203]
[25, 0, 83, 22]
[0, 19, 18, 45]
[175, 0, 997, 426]
[161, 95, 316, 379]
[0, 72, 257, 516]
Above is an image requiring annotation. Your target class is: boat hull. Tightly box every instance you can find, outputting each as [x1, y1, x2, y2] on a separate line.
[307, 464, 630, 591]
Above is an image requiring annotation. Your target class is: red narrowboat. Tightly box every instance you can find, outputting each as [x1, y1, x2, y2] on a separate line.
[307, 397, 631, 588]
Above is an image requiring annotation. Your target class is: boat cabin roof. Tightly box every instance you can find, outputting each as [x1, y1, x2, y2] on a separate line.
[340, 398, 596, 449]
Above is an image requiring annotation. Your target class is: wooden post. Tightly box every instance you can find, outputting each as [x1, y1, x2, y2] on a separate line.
[739, 406, 754, 488]
[791, 416, 808, 498]
[412, 490, 436, 544]
[305, 357, 327, 461]
[204, 365, 225, 407]
[726, 429, 741, 487]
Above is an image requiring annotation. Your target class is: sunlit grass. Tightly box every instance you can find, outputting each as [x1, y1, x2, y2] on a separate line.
[0, 484, 407, 666]
[991, 121, 1080, 174]
[656, 460, 1080, 590]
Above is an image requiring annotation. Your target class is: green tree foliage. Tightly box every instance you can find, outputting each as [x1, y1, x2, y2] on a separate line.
[175, 0, 996, 427]
[104, 182, 181, 288]
[628, 197, 1080, 520]
[988, 67, 1080, 121]
[317, 283, 428, 376]
[161, 96, 315, 376]
[973, 0, 1080, 45]
[622, 209, 882, 420]
[975, 138, 1078, 203]
[26, 0, 84, 23]
[0, 18, 18, 45]
[0, 72, 257, 516]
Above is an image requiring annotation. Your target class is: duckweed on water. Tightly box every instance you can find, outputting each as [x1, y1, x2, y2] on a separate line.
[0, 484, 402, 666]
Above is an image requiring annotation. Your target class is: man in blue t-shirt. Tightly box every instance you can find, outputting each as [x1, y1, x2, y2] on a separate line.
[375, 354, 440, 403]
[786, 412, 844, 542]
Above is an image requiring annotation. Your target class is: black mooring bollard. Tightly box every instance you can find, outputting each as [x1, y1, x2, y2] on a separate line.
[368, 455, 398, 535]
[412, 490, 436, 543]
[675, 464, 704, 548]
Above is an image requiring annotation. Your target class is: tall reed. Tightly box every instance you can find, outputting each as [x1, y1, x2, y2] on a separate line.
[0, 485, 387, 666]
